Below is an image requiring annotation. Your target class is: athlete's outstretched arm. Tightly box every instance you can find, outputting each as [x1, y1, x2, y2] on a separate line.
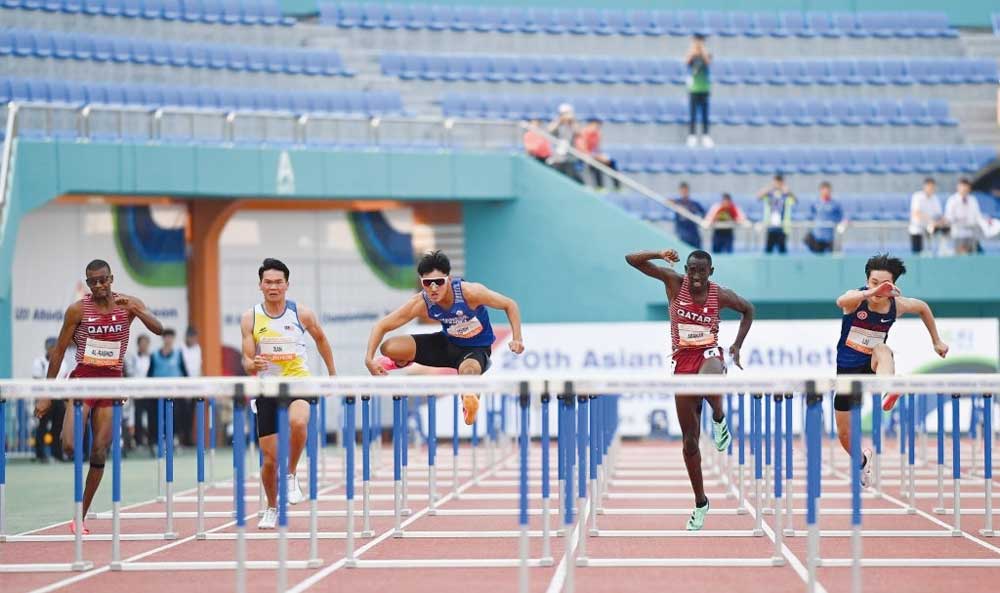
[896, 296, 949, 358]
[114, 294, 164, 336]
[719, 288, 755, 370]
[299, 306, 337, 376]
[625, 250, 683, 292]
[34, 302, 83, 417]
[835, 282, 897, 314]
[240, 309, 268, 376]
[463, 283, 525, 354]
[364, 296, 424, 374]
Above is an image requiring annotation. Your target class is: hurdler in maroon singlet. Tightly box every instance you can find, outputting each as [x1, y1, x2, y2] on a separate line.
[669, 276, 724, 374]
[71, 293, 133, 408]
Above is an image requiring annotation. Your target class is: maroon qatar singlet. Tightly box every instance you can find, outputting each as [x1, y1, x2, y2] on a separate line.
[669, 276, 723, 374]
[70, 294, 132, 407]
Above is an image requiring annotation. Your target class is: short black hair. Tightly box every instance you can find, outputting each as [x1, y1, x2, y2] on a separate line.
[721, 192, 732, 201]
[774, 173, 784, 182]
[687, 250, 712, 266]
[162, 328, 176, 338]
[958, 177, 971, 186]
[693, 33, 706, 40]
[417, 250, 450, 276]
[865, 253, 906, 282]
[678, 181, 690, 191]
[819, 181, 831, 190]
[137, 335, 151, 345]
[86, 259, 111, 274]
[923, 177, 936, 185]
[258, 258, 290, 281]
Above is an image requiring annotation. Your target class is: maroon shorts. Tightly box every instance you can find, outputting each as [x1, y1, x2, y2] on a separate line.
[671, 346, 725, 375]
[70, 365, 124, 408]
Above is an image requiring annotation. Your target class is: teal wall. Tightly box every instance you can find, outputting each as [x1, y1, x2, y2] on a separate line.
[2, 139, 999, 376]
[287, 0, 994, 28]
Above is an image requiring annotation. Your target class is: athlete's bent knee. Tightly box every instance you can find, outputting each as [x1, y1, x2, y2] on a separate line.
[682, 436, 700, 457]
[458, 359, 482, 375]
[699, 357, 724, 375]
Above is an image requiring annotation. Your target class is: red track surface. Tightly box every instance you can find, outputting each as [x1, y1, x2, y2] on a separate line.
[3, 438, 999, 593]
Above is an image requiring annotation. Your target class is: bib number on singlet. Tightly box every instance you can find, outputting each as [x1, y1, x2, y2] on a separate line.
[83, 338, 121, 367]
[846, 327, 887, 355]
[259, 337, 298, 362]
[446, 317, 484, 339]
[677, 323, 714, 347]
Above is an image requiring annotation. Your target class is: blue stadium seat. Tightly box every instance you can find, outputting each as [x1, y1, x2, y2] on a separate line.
[805, 98, 836, 126]
[49, 32, 73, 60]
[908, 59, 942, 85]
[832, 12, 867, 38]
[857, 60, 888, 85]
[464, 55, 488, 82]
[805, 60, 837, 85]
[579, 9, 611, 36]
[910, 12, 957, 38]
[967, 59, 998, 84]
[91, 36, 113, 62]
[358, 3, 386, 30]
[419, 55, 445, 81]
[758, 60, 788, 85]
[881, 60, 914, 85]
[755, 13, 789, 38]
[130, 39, 152, 65]
[830, 60, 862, 85]
[927, 99, 957, 126]
[704, 12, 737, 38]
[633, 10, 663, 37]
[186, 43, 209, 69]
[110, 37, 132, 64]
[564, 58, 594, 84]
[243, 46, 266, 72]
[781, 12, 815, 38]
[874, 99, 906, 126]
[806, 12, 841, 38]
[159, 0, 181, 21]
[782, 60, 812, 86]
[713, 147, 750, 174]
[730, 13, 759, 38]
[618, 59, 644, 85]
[901, 146, 934, 174]
[148, 39, 171, 66]
[380, 52, 404, 77]
[830, 99, 862, 126]
[758, 100, 790, 126]
[781, 98, 812, 126]
[880, 148, 913, 174]
[592, 58, 621, 84]
[900, 98, 934, 126]
[200, 0, 223, 24]
[663, 60, 687, 85]
[713, 60, 741, 86]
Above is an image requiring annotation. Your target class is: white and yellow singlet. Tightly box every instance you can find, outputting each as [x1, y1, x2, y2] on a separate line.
[252, 300, 309, 377]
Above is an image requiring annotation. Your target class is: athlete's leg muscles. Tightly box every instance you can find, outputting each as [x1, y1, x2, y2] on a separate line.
[871, 343, 895, 375]
[258, 434, 278, 508]
[380, 335, 418, 367]
[675, 394, 707, 505]
[82, 406, 114, 518]
[699, 356, 726, 422]
[61, 401, 92, 460]
[835, 409, 851, 454]
[287, 399, 311, 476]
[457, 357, 483, 376]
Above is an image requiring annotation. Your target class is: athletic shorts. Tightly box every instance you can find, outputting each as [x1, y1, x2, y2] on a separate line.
[70, 365, 124, 409]
[412, 332, 492, 372]
[834, 363, 874, 411]
[252, 397, 312, 438]
[671, 346, 725, 375]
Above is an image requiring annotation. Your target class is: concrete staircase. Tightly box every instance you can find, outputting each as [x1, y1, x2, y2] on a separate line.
[956, 32, 1000, 148]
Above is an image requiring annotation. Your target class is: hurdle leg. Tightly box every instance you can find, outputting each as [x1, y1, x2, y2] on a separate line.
[557, 394, 566, 524]
[320, 397, 327, 487]
[970, 396, 979, 478]
[309, 399, 321, 566]
[764, 394, 773, 514]
[981, 394, 994, 537]
[908, 393, 917, 513]
[233, 387, 247, 593]
[111, 401, 123, 567]
[195, 398, 206, 539]
[208, 398, 217, 486]
[753, 394, 763, 535]
[345, 396, 357, 566]
[471, 408, 479, 484]
[784, 394, 794, 536]
[428, 395, 438, 511]
[276, 389, 290, 593]
[563, 387, 576, 593]
[805, 386, 822, 593]
[164, 398, 177, 539]
[362, 396, 373, 534]
[872, 393, 883, 497]
[826, 396, 836, 477]
[738, 393, 746, 514]
[401, 396, 410, 515]
[392, 396, 403, 536]
[541, 387, 553, 564]
[849, 385, 863, 593]
[452, 394, 459, 498]
[576, 394, 589, 564]
[935, 394, 946, 513]
[588, 395, 599, 536]
[488, 394, 497, 469]
[899, 395, 907, 495]
[71, 400, 92, 570]
[156, 397, 164, 501]
[772, 394, 785, 565]
[952, 394, 962, 535]
[517, 383, 531, 593]
[0, 399, 6, 541]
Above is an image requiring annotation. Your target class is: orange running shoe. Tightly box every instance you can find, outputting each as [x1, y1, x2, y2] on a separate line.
[882, 393, 901, 412]
[461, 394, 480, 425]
[69, 520, 90, 535]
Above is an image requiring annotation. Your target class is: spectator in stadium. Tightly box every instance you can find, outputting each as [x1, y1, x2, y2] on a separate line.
[546, 103, 582, 183]
[574, 119, 621, 191]
[909, 178, 944, 255]
[757, 174, 796, 254]
[182, 327, 205, 446]
[705, 193, 745, 254]
[523, 119, 552, 164]
[671, 182, 706, 248]
[126, 335, 154, 452]
[147, 329, 191, 446]
[944, 178, 987, 255]
[32, 337, 65, 462]
[685, 33, 713, 149]
[804, 182, 845, 254]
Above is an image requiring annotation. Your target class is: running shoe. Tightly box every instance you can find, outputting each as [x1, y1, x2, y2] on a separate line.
[258, 507, 278, 530]
[686, 500, 710, 531]
[377, 356, 411, 372]
[461, 394, 480, 425]
[69, 520, 90, 535]
[287, 474, 305, 505]
[712, 418, 732, 452]
[882, 393, 901, 412]
[860, 448, 873, 488]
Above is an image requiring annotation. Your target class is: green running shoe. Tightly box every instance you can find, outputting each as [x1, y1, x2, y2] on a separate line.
[712, 418, 732, 452]
[687, 500, 710, 531]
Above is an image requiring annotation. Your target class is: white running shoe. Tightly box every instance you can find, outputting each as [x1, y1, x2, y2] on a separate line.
[287, 474, 305, 505]
[860, 448, 873, 488]
[686, 134, 698, 148]
[701, 135, 715, 148]
[258, 507, 277, 530]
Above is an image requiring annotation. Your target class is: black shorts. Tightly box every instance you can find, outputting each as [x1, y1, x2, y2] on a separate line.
[412, 332, 492, 372]
[834, 363, 874, 411]
[253, 397, 311, 438]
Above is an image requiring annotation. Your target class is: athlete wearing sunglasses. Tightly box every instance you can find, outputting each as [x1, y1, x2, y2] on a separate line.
[364, 250, 525, 424]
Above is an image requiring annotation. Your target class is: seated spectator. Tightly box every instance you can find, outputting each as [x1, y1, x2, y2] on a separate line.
[756, 174, 796, 254]
[944, 178, 988, 255]
[705, 193, 745, 254]
[523, 119, 552, 164]
[909, 177, 944, 255]
[574, 119, 621, 191]
[804, 181, 845, 254]
[670, 182, 706, 249]
[546, 104, 582, 183]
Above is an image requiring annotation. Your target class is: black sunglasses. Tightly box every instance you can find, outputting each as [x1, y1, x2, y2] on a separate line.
[421, 277, 448, 288]
[85, 275, 111, 287]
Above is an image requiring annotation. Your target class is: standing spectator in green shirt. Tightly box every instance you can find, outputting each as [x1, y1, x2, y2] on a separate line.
[685, 34, 713, 149]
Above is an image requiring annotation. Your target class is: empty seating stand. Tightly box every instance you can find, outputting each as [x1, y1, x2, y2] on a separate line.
[382, 53, 998, 87]
[0, 0, 297, 27]
[0, 27, 355, 77]
[322, 4, 957, 39]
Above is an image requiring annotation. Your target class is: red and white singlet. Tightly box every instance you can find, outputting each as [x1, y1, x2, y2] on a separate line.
[669, 276, 723, 374]
[70, 294, 132, 406]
